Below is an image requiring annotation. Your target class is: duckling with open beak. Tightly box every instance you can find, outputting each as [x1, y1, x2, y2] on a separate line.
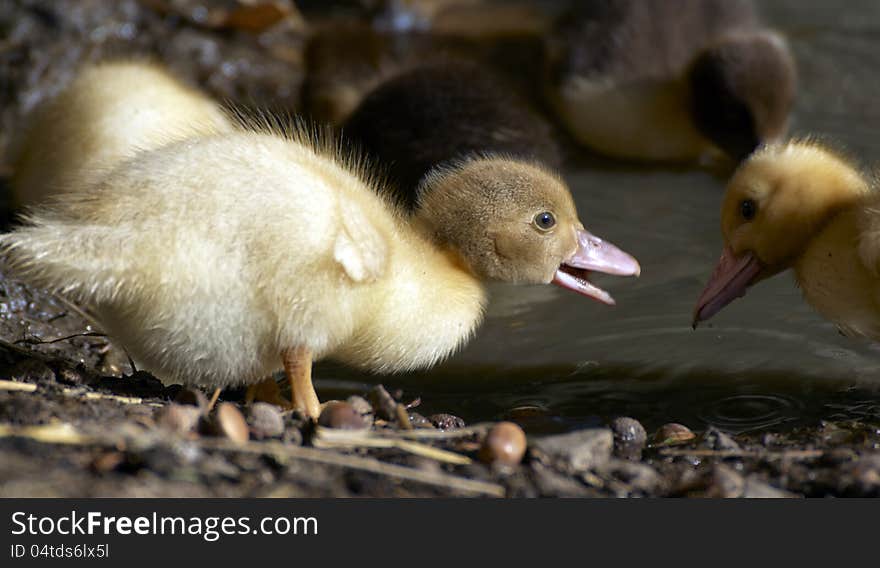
[3, 65, 639, 421]
[693, 140, 876, 336]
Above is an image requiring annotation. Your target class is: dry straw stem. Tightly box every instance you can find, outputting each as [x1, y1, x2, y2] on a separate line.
[312, 426, 472, 465]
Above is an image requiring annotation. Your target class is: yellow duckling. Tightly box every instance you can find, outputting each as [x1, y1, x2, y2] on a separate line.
[693, 140, 878, 338]
[546, 0, 797, 163]
[9, 61, 232, 207]
[2, 121, 639, 420]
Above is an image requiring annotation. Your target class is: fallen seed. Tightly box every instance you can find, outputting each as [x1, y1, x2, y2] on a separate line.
[214, 402, 249, 444]
[479, 422, 527, 466]
[318, 401, 369, 430]
[654, 423, 695, 445]
[156, 404, 201, 434]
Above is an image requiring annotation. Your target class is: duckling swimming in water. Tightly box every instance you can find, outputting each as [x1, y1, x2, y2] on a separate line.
[342, 60, 562, 209]
[546, 0, 796, 163]
[3, 106, 639, 419]
[9, 61, 232, 207]
[692, 140, 880, 339]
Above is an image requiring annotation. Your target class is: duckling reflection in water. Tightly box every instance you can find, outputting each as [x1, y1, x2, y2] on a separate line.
[2, 62, 640, 420]
[693, 140, 880, 341]
[545, 0, 796, 163]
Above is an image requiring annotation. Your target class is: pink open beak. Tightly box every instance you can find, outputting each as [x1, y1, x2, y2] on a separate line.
[692, 247, 764, 327]
[552, 229, 641, 305]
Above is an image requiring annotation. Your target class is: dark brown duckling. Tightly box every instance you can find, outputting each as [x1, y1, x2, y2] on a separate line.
[546, 0, 796, 163]
[342, 60, 562, 209]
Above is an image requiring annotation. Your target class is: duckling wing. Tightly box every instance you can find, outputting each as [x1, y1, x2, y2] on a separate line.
[333, 194, 387, 283]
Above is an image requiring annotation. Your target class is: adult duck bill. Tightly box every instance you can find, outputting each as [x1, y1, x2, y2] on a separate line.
[692, 247, 763, 327]
[553, 229, 641, 305]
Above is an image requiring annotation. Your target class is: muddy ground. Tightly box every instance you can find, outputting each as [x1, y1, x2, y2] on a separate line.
[0, 0, 878, 497]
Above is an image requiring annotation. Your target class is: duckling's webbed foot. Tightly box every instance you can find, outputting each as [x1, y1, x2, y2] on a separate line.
[281, 346, 320, 420]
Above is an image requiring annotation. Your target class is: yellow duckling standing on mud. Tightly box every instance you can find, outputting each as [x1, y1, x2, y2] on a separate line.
[693, 140, 880, 339]
[9, 61, 232, 207]
[2, 62, 640, 420]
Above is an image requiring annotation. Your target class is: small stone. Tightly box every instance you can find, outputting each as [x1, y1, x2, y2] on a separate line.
[741, 476, 799, 498]
[174, 388, 209, 412]
[90, 451, 125, 473]
[530, 428, 613, 472]
[407, 412, 434, 429]
[610, 416, 647, 459]
[653, 423, 696, 445]
[247, 402, 285, 439]
[318, 401, 369, 430]
[429, 413, 465, 430]
[347, 395, 373, 425]
[156, 404, 201, 434]
[701, 427, 740, 451]
[213, 402, 249, 444]
[368, 385, 398, 421]
[479, 422, 527, 466]
[706, 464, 745, 498]
[598, 459, 663, 494]
[56, 366, 88, 386]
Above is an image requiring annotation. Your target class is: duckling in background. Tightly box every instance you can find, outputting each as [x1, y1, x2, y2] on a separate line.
[9, 61, 232, 207]
[693, 140, 880, 338]
[2, 125, 639, 419]
[546, 0, 797, 163]
[343, 60, 562, 209]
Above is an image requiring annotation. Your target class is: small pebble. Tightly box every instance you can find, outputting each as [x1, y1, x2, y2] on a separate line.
[56, 366, 88, 386]
[701, 427, 740, 451]
[429, 413, 465, 430]
[610, 417, 647, 459]
[347, 395, 374, 425]
[654, 423, 696, 445]
[247, 402, 285, 439]
[318, 401, 369, 430]
[174, 388, 209, 412]
[156, 404, 201, 434]
[214, 402, 250, 444]
[90, 451, 124, 473]
[408, 412, 435, 429]
[478, 421, 527, 466]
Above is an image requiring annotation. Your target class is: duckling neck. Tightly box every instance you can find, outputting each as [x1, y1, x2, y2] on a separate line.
[794, 207, 880, 339]
[335, 227, 488, 373]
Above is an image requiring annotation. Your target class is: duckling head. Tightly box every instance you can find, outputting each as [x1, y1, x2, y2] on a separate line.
[688, 31, 797, 161]
[414, 157, 641, 304]
[693, 141, 869, 325]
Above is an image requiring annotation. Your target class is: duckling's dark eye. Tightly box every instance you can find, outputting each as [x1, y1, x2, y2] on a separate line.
[740, 199, 757, 221]
[533, 211, 556, 231]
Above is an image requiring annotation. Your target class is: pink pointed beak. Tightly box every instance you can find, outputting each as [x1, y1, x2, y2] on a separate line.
[692, 247, 764, 327]
[552, 229, 641, 305]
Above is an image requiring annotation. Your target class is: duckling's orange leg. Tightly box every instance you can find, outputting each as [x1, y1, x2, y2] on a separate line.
[281, 346, 320, 420]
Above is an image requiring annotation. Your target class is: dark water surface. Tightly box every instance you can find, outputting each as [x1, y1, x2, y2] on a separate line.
[316, 0, 880, 434]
